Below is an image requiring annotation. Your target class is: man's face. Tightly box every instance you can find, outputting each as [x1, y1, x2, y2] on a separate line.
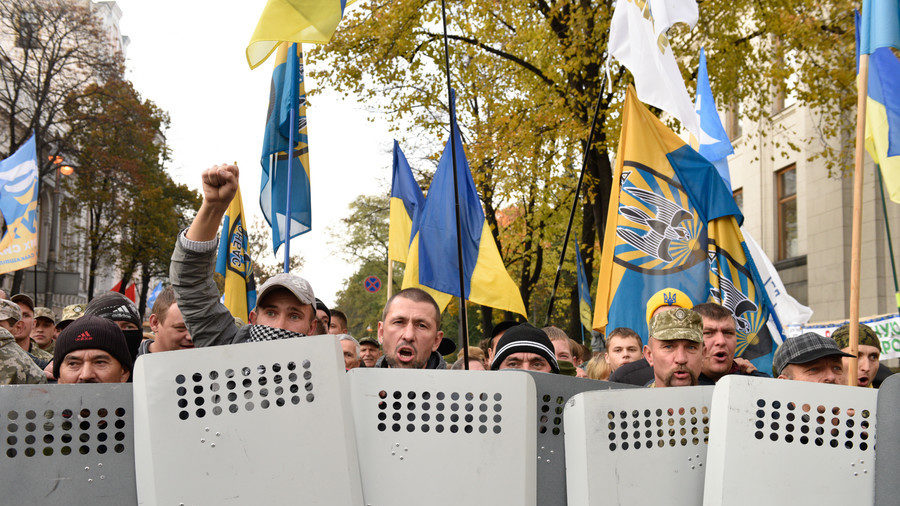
[149, 303, 193, 352]
[841, 345, 880, 387]
[341, 340, 360, 370]
[328, 316, 347, 335]
[467, 360, 487, 371]
[359, 343, 381, 367]
[378, 297, 442, 369]
[31, 318, 55, 347]
[606, 335, 642, 371]
[487, 330, 508, 364]
[552, 339, 574, 364]
[498, 352, 552, 372]
[249, 290, 315, 335]
[315, 309, 330, 335]
[779, 356, 845, 384]
[700, 317, 738, 380]
[644, 338, 703, 387]
[58, 349, 129, 384]
[14, 303, 32, 340]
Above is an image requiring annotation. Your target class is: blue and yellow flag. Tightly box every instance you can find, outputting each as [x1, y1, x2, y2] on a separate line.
[402, 91, 527, 317]
[260, 42, 311, 254]
[246, 0, 348, 69]
[0, 134, 38, 274]
[594, 87, 777, 371]
[216, 186, 257, 323]
[576, 247, 593, 331]
[858, 0, 900, 55]
[389, 141, 425, 263]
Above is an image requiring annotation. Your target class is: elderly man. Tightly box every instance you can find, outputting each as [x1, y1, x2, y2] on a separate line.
[489, 323, 560, 374]
[139, 286, 193, 356]
[54, 316, 132, 384]
[170, 164, 318, 346]
[31, 307, 57, 353]
[774, 332, 852, 384]
[0, 300, 47, 384]
[338, 335, 361, 370]
[644, 308, 704, 387]
[358, 336, 382, 367]
[831, 323, 882, 388]
[376, 288, 447, 369]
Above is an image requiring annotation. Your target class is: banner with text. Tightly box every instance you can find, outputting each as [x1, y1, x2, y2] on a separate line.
[794, 313, 900, 361]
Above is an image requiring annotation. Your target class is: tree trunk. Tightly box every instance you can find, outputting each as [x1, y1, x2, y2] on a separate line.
[567, 282, 582, 344]
[87, 252, 98, 300]
[137, 265, 151, 319]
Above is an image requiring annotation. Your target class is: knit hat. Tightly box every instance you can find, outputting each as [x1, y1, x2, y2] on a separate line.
[84, 292, 141, 329]
[53, 316, 133, 379]
[490, 323, 560, 373]
[831, 323, 881, 350]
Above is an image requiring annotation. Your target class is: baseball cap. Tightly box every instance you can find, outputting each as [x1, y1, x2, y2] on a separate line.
[831, 323, 881, 350]
[256, 273, 315, 309]
[315, 298, 331, 320]
[57, 304, 85, 329]
[645, 288, 692, 324]
[11, 293, 34, 312]
[34, 307, 56, 324]
[0, 299, 22, 322]
[772, 332, 854, 377]
[359, 336, 380, 347]
[649, 307, 703, 343]
[490, 323, 560, 374]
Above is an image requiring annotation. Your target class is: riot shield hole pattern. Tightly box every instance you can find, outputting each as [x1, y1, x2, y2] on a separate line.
[175, 359, 314, 420]
[752, 399, 874, 450]
[605, 405, 710, 451]
[3, 407, 128, 458]
[376, 390, 503, 435]
[539, 394, 567, 436]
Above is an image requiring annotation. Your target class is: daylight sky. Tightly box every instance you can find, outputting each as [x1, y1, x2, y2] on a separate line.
[117, 0, 397, 307]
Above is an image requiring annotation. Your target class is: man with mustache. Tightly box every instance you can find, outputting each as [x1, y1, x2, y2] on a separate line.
[376, 288, 447, 369]
[54, 316, 132, 384]
[644, 308, 704, 387]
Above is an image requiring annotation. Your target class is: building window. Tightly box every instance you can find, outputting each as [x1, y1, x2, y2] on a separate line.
[733, 188, 743, 213]
[777, 165, 798, 259]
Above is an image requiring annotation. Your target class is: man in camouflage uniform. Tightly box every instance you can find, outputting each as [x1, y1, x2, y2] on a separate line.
[32, 307, 56, 353]
[644, 308, 704, 387]
[56, 303, 85, 334]
[10, 294, 53, 366]
[0, 300, 47, 384]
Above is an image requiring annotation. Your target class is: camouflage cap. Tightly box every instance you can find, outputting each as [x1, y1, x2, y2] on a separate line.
[359, 336, 380, 347]
[0, 299, 22, 322]
[831, 323, 881, 351]
[649, 307, 703, 343]
[33, 307, 56, 324]
[10, 293, 34, 311]
[58, 304, 85, 325]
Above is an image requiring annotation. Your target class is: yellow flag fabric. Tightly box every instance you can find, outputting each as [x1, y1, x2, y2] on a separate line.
[215, 187, 256, 323]
[0, 135, 38, 275]
[389, 197, 415, 262]
[863, 48, 900, 202]
[246, 0, 347, 69]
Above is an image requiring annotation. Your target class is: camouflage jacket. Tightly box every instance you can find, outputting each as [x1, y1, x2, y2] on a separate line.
[0, 329, 47, 385]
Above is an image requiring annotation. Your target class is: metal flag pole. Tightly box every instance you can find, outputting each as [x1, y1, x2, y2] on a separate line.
[848, 52, 870, 386]
[439, 0, 469, 369]
[282, 44, 298, 274]
[544, 94, 604, 325]
[876, 164, 900, 314]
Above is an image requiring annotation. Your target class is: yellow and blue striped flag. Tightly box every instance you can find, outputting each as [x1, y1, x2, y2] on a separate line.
[215, 186, 257, 323]
[246, 0, 348, 69]
[402, 91, 527, 317]
[389, 141, 425, 263]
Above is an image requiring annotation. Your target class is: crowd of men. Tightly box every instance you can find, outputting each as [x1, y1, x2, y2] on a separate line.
[0, 164, 893, 393]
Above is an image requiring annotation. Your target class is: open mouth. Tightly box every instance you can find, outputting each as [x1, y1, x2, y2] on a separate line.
[857, 376, 869, 386]
[396, 346, 415, 362]
[712, 351, 728, 361]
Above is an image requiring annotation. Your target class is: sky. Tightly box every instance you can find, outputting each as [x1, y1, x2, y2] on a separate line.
[116, 1, 396, 307]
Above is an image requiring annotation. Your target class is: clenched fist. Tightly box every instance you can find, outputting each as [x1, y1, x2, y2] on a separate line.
[201, 164, 239, 208]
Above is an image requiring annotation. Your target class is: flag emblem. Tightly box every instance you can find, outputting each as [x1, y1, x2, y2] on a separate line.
[227, 215, 250, 277]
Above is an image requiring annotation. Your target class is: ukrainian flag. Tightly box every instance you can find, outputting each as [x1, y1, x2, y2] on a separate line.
[215, 186, 257, 323]
[862, 47, 900, 202]
[260, 42, 312, 254]
[576, 247, 593, 331]
[402, 91, 527, 317]
[246, 0, 348, 69]
[389, 141, 425, 263]
[594, 87, 777, 371]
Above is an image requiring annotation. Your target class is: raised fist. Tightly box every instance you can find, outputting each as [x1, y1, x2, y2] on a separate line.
[201, 164, 239, 208]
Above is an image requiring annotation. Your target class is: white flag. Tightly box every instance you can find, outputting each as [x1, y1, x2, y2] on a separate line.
[608, 0, 700, 136]
[743, 230, 813, 334]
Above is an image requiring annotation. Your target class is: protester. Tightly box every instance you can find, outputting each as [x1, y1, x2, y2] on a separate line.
[56, 303, 85, 333]
[84, 291, 145, 360]
[376, 288, 447, 369]
[139, 286, 193, 356]
[450, 346, 487, 370]
[53, 316, 132, 384]
[0, 301, 47, 384]
[604, 327, 643, 373]
[338, 334, 361, 370]
[328, 309, 349, 334]
[8, 295, 52, 365]
[490, 323, 560, 373]
[485, 320, 520, 364]
[584, 355, 611, 380]
[31, 306, 57, 353]
[774, 332, 852, 384]
[170, 164, 317, 346]
[314, 298, 331, 335]
[831, 323, 881, 388]
[692, 302, 767, 384]
[358, 336, 382, 367]
[644, 308, 704, 387]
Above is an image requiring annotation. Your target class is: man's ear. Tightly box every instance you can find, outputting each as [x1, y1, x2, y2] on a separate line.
[377, 321, 384, 345]
[148, 313, 160, 332]
[249, 310, 257, 325]
[643, 344, 653, 366]
[431, 330, 443, 352]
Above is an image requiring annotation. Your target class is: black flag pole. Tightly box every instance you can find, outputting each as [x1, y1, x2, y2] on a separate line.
[439, 0, 470, 369]
[544, 94, 604, 325]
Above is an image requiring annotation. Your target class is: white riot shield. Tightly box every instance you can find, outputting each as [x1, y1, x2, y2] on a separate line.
[0, 384, 137, 505]
[564, 386, 715, 505]
[132, 336, 363, 505]
[348, 368, 537, 505]
[874, 374, 899, 506]
[703, 376, 877, 505]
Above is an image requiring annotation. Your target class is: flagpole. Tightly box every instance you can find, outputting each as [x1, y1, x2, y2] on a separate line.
[282, 44, 298, 274]
[848, 53, 870, 386]
[439, 0, 469, 369]
[387, 258, 394, 301]
[544, 94, 603, 325]
[875, 164, 900, 314]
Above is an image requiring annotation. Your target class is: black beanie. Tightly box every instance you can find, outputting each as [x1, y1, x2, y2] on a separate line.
[53, 316, 134, 379]
[85, 292, 141, 328]
[489, 323, 560, 373]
